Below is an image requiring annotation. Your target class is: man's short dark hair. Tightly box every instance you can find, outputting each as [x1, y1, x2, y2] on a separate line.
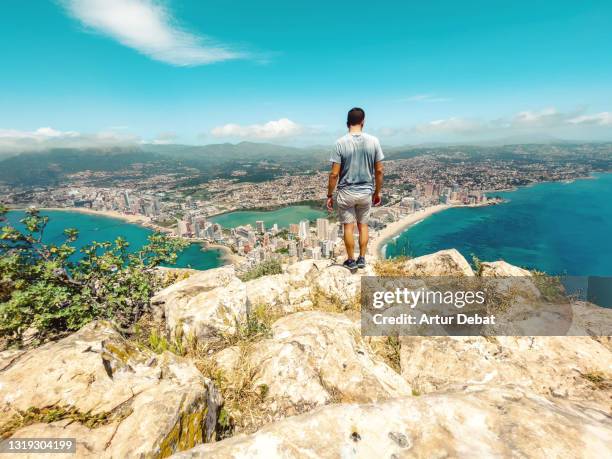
[347, 107, 365, 127]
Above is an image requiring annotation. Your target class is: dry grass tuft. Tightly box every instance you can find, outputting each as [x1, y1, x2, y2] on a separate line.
[580, 371, 611, 390]
[309, 287, 361, 319]
[192, 341, 272, 438]
[373, 256, 410, 276]
[367, 335, 402, 374]
[133, 304, 284, 438]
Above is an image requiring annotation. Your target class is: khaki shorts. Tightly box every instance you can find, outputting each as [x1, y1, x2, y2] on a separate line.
[336, 189, 372, 224]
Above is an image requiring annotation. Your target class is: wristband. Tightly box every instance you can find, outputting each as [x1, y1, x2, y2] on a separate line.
[327, 194, 333, 198]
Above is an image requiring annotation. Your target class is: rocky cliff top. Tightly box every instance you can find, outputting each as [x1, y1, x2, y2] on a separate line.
[1, 249, 611, 458]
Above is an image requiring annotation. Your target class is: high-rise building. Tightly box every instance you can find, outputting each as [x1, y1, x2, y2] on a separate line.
[288, 241, 297, 257]
[256, 220, 265, 233]
[320, 240, 334, 258]
[298, 220, 309, 240]
[400, 197, 416, 212]
[153, 197, 161, 216]
[122, 190, 131, 209]
[328, 223, 339, 241]
[177, 220, 189, 237]
[289, 223, 299, 235]
[423, 183, 435, 197]
[316, 218, 329, 240]
[143, 202, 155, 217]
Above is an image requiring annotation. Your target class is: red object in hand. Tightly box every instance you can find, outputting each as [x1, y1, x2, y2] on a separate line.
[326, 197, 334, 212]
[372, 193, 382, 206]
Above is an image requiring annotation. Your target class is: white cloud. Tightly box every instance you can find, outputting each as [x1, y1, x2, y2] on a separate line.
[568, 112, 612, 126]
[0, 127, 139, 153]
[211, 118, 303, 139]
[0, 127, 80, 140]
[401, 94, 452, 103]
[414, 117, 482, 134]
[61, 0, 244, 66]
[375, 106, 612, 143]
[141, 131, 178, 145]
[511, 107, 573, 127]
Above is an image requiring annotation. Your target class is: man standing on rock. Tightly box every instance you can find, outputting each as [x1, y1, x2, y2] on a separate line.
[327, 107, 384, 271]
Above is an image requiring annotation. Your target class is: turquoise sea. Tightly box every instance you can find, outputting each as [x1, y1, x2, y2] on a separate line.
[384, 173, 612, 276]
[211, 205, 327, 229]
[4, 210, 225, 270]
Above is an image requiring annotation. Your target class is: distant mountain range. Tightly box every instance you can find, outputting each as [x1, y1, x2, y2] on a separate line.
[0, 142, 329, 186]
[1, 140, 610, 187]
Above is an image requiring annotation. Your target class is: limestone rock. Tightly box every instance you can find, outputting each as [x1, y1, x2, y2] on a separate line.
[152, 265, 237, 310]
[312, 264, 362, 305]
[172, 387, 612, 458]
[152, 266, 247, 341]
[569, 301, 612, 339]
[214, 345, 241, 374]
[480, 260, 532, 277]
[284, 259, 330, 284]
[402, 249, 475, 276]
[0, 321, 221, 458]
[245, 274, 292, 311]
[217, 311, 410, 423]
[245, 274, 311, 313]
[400, 335, 612, 410]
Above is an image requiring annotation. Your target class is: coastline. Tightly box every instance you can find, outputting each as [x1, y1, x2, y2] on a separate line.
[369, 204, 453, 260]
[370, 201, 501, 260]
[205, 242, 243, 264]
[11, 207, 243, 266]
[30, 207, 173, 232]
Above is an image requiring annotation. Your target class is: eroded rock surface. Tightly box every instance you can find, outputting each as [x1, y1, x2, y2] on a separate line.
[7, 251, 611, 459]
[400, 335, 612, 411]
[215, 311, 410, 424]
[0, 321, 221, 458]
[401, 249, 475, 276]
[172, 387, 612, 459]
[152, 266, 248, 341]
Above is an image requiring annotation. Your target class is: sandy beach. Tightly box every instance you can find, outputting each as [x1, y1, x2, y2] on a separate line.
[205, 242, 243, 264]
[369, 204, 454, 260]
[41, 207, 155, 225]
[36, 207, 176, 234]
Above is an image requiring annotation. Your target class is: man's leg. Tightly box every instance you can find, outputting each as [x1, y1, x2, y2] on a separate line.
[355, 194, 372, 259]
[343, 223, 355, 260]
[357, 223, 368, 257]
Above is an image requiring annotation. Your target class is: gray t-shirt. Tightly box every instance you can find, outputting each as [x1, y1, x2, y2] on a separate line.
[330, 132, 384, 194]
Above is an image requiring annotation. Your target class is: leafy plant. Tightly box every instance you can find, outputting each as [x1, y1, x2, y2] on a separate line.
[0, 206, 188, 346]
[238, 259, 282, 282]
[471, 254, 484, 276]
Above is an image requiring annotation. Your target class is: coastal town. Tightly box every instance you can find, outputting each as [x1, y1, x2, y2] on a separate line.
[4, 142, 608, 270]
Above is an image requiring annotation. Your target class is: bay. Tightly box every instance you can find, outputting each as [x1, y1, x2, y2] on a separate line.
[384, 173, 612, 276]
[4, 210, 225, 270]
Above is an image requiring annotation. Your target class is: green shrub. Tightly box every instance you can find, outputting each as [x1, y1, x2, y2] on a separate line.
[0, 206, 188, 346]
[238, 259, 282, 282]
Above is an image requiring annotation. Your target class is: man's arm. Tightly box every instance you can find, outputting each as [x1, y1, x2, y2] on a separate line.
[327, 162, 341, 212]
[373, 161, 383, 206]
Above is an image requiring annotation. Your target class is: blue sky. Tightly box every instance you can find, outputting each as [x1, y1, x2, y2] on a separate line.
[1, 0, 611, 150]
